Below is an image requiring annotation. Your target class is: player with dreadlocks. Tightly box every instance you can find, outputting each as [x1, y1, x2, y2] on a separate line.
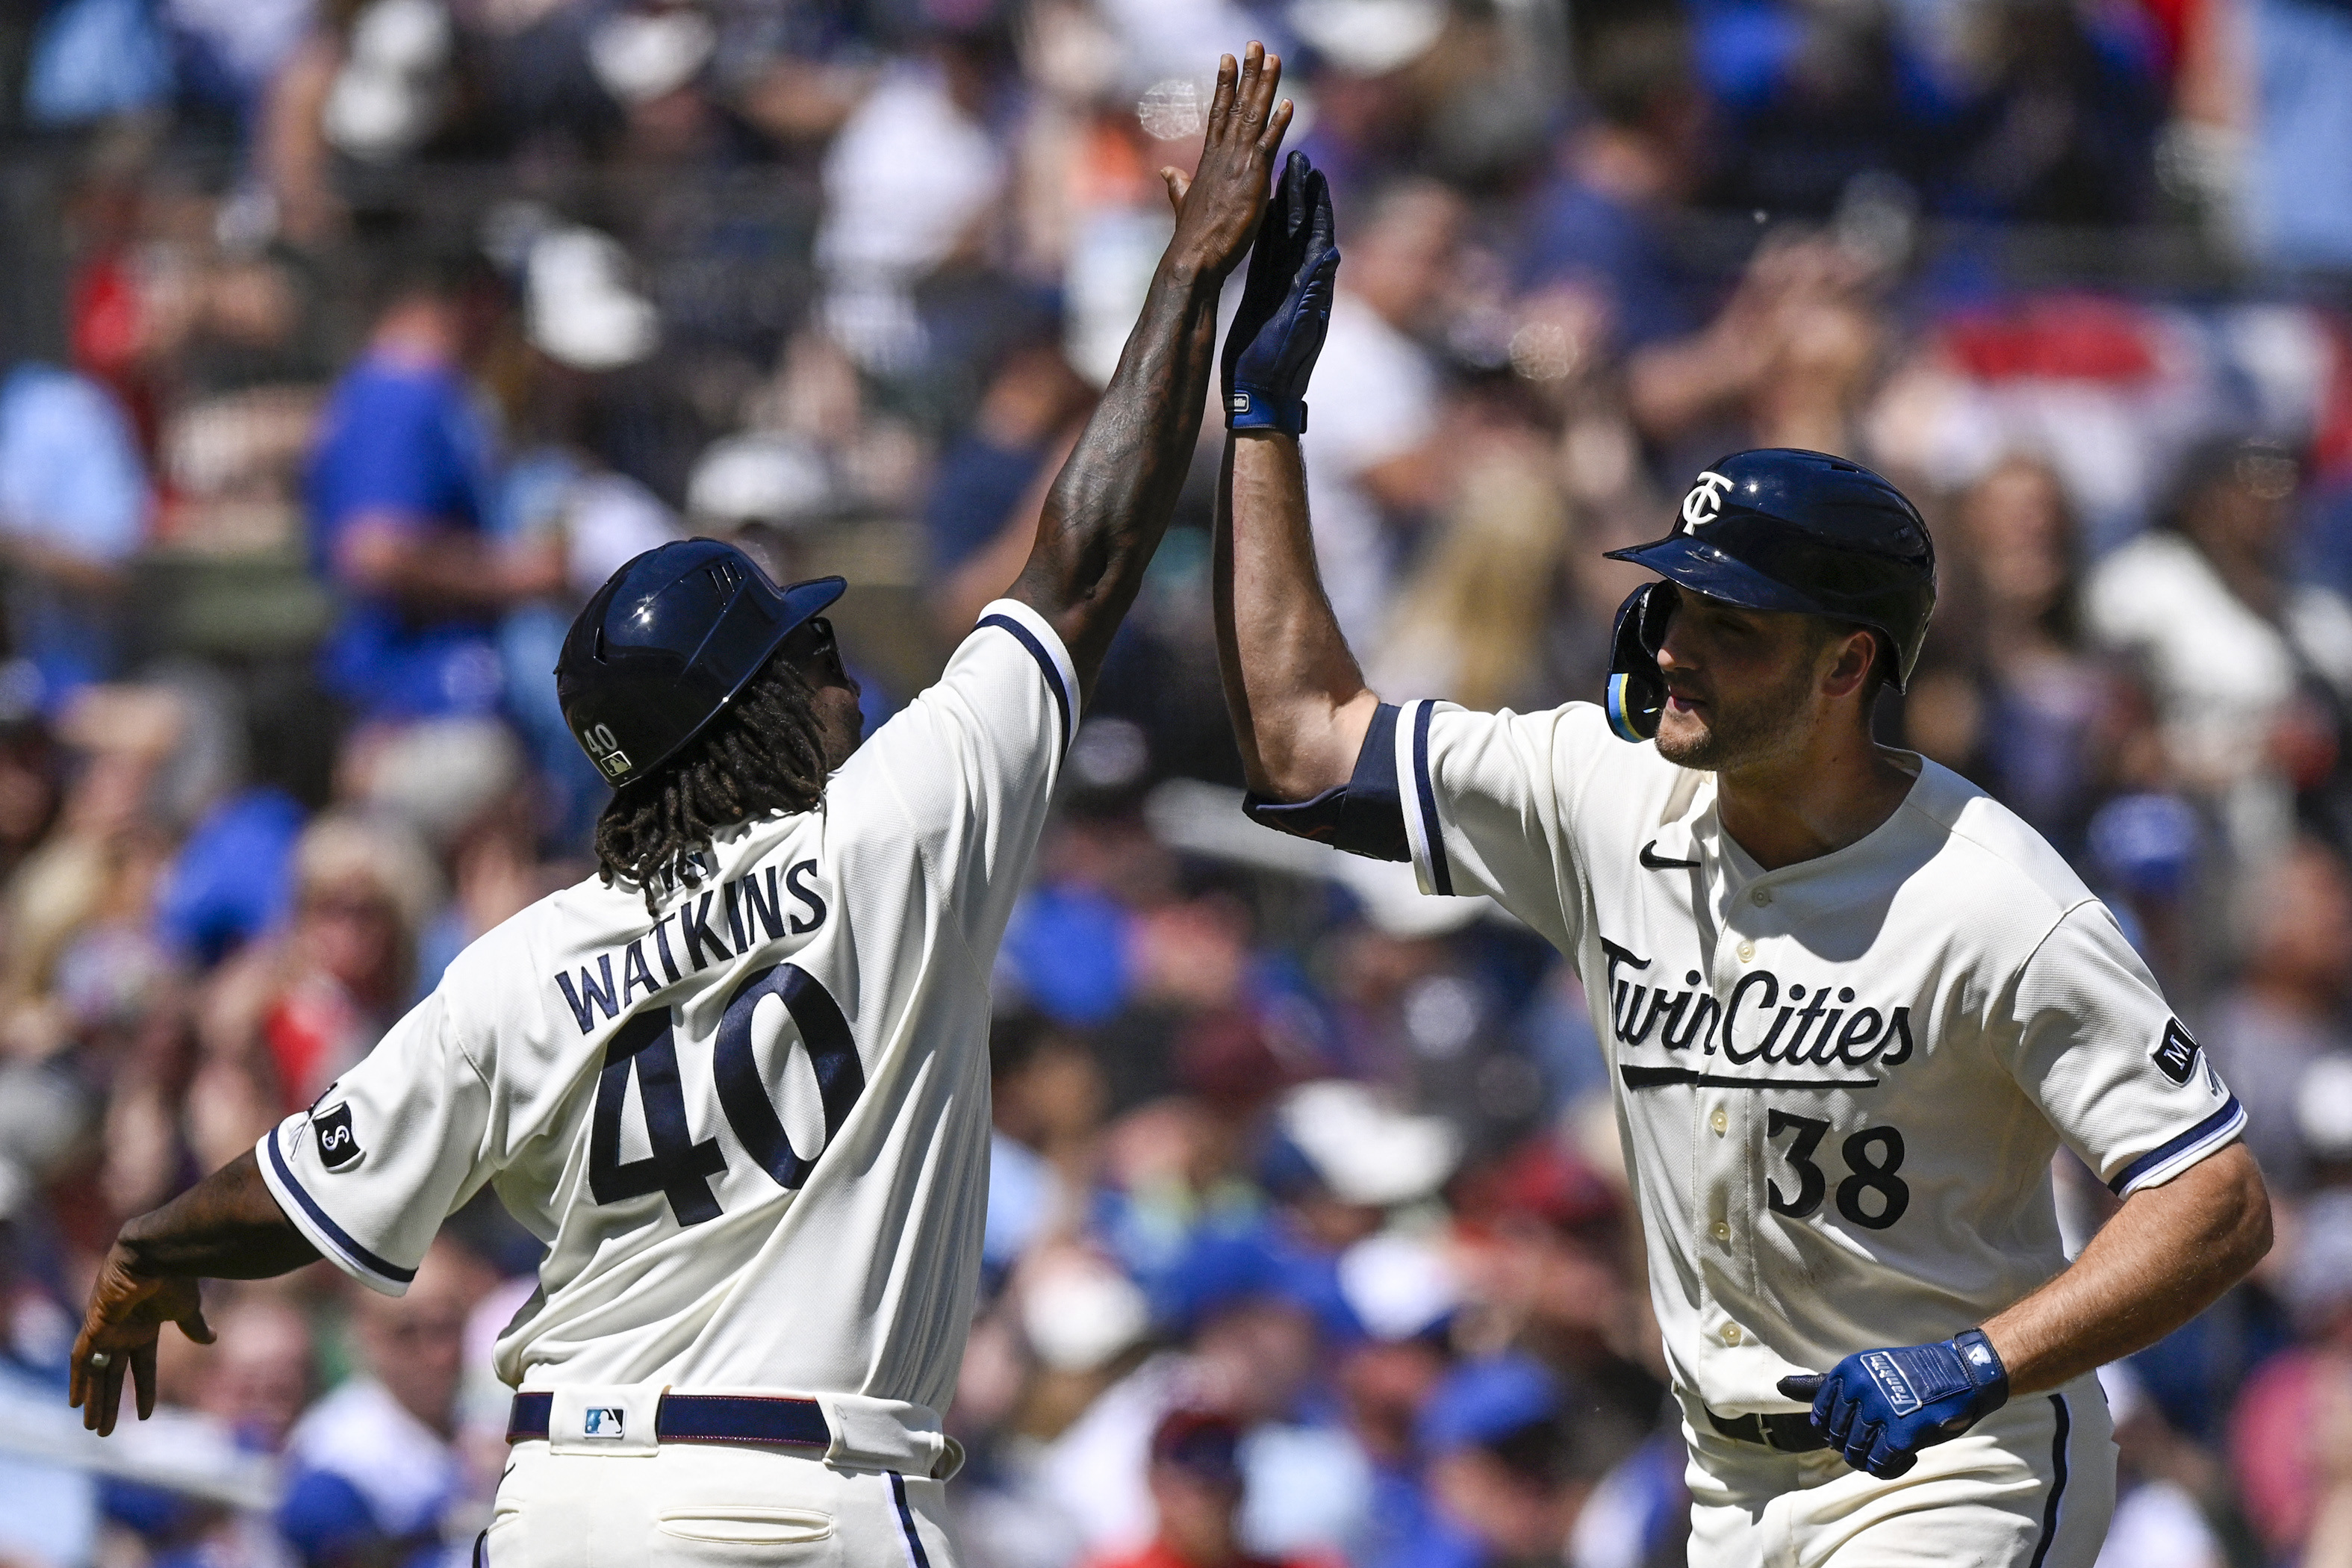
[586, 602, 844, 912]
[66, 43, 1302, 1568]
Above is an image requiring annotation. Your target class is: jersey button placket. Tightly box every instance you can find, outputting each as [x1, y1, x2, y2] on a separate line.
[1708, 879, 1754, 1286]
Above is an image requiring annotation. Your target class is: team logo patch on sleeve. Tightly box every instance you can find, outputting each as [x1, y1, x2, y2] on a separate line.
[313, 1103, 363, 1171]
[2153, 1018, 2201, 1086]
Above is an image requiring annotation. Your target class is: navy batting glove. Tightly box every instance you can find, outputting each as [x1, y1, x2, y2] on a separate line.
[1776, 1328, 2009, 1479]
[1222, 150, 1339, 435]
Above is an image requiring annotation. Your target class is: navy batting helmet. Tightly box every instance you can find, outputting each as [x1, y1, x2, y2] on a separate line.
[556, 539, 844, 788]
[1600, 449, 1935, 743]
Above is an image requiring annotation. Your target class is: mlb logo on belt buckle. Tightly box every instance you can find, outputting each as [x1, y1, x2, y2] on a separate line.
[550, 1387, 661, 1455]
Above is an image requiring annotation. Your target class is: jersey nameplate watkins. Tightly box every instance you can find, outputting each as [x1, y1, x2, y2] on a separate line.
[553, 859, 828, 1033]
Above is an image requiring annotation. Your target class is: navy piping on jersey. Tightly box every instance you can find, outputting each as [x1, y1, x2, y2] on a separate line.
[263, 1130, 417, 1285]
[1411, 701, 1452, 896]
[890, 1474, 934, 1568]
[2027, 1394, 2071, 1568]
[977, 614, 1071, 756]
[2107, 1097, 2245, 1195]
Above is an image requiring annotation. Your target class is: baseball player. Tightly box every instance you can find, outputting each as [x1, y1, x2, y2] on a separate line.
[1210, 169, 2271, 1566]
[66, 43, 1299, 1567]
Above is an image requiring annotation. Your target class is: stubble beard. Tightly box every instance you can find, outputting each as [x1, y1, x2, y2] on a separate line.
[1654, 656, 1820, 773]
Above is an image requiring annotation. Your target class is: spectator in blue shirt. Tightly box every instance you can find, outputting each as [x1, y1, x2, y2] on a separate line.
[279, 1242, 484, 1568]
[0, 361, 151, 704]
[1519, 22, 1710, 359]
[154, 668, 339, 967]
[1400, 1357, 1579, 1568]
[1517, 19, 1789, 465]
[305, 266, 563, 722]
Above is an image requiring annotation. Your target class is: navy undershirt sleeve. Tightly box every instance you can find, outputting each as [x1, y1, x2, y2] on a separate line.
[1240, 703, 1408, 862]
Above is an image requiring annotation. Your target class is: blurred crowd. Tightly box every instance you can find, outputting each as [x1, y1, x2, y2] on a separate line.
[2, 1, 2352, 1567]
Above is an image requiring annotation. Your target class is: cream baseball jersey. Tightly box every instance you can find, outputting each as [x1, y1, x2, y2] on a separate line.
[1390, 699, 2244, 1415]
[257, 600, 1078, 1418]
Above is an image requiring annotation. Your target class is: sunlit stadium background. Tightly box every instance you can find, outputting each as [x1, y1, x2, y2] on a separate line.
[0, 2, 2344, 1564]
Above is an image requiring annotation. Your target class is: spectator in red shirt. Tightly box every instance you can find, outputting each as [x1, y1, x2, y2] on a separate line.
[1086, 1410, 1330, 1568]
[2232, 1191, 2352, 1564]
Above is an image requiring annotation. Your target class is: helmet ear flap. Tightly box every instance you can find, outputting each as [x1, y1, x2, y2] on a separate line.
[1605, 582, 1676, 742]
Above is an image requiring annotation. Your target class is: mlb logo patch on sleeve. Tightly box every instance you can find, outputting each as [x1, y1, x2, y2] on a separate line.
[313, 1103, 363, 1171]
[2153, 1019, 2201, 1086]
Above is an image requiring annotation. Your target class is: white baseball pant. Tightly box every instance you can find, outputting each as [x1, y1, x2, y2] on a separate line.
[1682, 1372, 2116, 1568]
[485, 1441, 956, 1568]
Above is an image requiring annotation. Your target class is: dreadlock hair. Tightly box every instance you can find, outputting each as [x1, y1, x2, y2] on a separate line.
[594, 652, 831, 912]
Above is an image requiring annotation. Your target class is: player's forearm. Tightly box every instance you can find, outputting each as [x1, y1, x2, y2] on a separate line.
[113, 1151, 320, 1281]
[1011, 255, 1221, 695]
[1214, 432, 1376, 798]
[1980, 1142, 2269, 1394]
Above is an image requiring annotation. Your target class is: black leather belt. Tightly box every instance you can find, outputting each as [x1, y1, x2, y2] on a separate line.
[1705, 1406, 1829, 1453]
[506, 1391, 832, 1450]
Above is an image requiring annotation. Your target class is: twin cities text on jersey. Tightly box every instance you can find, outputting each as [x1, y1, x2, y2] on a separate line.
[1602, 936, 1916, 1077]
[554, 859, 829, 1035]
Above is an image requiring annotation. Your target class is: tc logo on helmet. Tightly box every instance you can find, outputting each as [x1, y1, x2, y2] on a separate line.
[1681, 470, 1735, 531]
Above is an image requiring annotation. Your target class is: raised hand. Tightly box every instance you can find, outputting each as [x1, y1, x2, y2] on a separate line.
[69, 1242, 215, 1436]
[1009, 43, 1297, 691]
[1222, 150, 1339, 433]
[1157, 43, 1295, 284]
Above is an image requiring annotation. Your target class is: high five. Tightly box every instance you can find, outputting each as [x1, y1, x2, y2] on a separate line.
[69, 44, 1299, 1568]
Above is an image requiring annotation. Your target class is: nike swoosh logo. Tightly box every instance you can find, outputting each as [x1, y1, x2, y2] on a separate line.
[1640, 839, 1701, 871]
